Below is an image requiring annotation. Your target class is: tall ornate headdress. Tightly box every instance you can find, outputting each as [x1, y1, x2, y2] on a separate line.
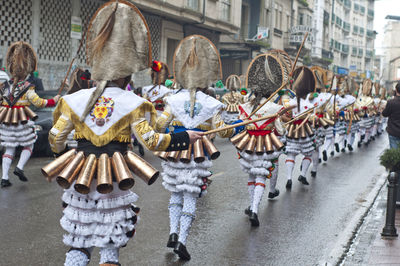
[362, 79, 373, 97]
[291, 66, 316, 110]
[6, 41, 37, 81]
[81, 0, 152, 121]
[225, 74, 241, 91]
[173, 35, 222, 117]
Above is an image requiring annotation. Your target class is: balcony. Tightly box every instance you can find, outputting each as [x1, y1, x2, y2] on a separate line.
[365, 50, 374, 58]
[359, 27, 364, 36]
[336, 16, 343, 27]
[343, 22, 350, 32]
[342, 44, 349, 54]
[353, 25, 358, 34]
[352, 47, 357, 55]
[344, 0, 351, 9]
[358, 48, 363, 57]
[354, 3, 359, 13]
[367, 30, 375, 38]
[360, 6, 365, 15]
[322, 49, 333, 59]
[368, 9, 374, 19]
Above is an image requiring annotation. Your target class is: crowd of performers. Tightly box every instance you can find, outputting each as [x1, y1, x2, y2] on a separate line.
[0, 1, 389, 265]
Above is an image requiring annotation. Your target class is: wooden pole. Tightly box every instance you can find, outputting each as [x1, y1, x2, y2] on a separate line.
[57, 19, 89, 95]
[290, 31, 309, 76]
[203, 114, 277, 135]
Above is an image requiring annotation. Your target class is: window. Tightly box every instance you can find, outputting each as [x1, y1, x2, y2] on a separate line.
[279, 11, 282, 29]
[275, 8, 279, 27]
[187, 0, 199, 10]
[221, 0, 231, 22]
[299, 13, 304, 25]
[287, 15, 290, 31]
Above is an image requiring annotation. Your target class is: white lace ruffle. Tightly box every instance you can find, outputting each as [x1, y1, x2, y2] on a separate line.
[63, 232, 131, 249]
[161, 159, 212, 194]
[286, 137, 315, 156]
[0, 120, 37, 147]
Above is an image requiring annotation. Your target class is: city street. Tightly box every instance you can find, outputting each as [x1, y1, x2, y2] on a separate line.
[0, 135, 388, 265]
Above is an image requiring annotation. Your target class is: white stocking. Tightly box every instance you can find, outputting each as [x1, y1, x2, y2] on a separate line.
[64, 249, 91, 266]
[269, 162, 278, 193]
[2, 147, 16, 180]
[169, 192, 183, 235]
[311, 149, 319, 172]
[285, 154, 295, 180]
[349, 133, 356, 146]
[251, 176, 266, 214]
[16, 144, 33, 170]
[248, 174, 255, 209]
[324, 137, 333, 152]
[300, 157, 312, 176]
[178, 192, 197, 245]
[99, 248, 119, 264]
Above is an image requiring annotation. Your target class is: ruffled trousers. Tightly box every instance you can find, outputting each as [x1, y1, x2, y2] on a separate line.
[162, 159, 212, 245]
[0, 121, 36, 181]
[239, 150, 280, 214]
[61, 181, 138, 265]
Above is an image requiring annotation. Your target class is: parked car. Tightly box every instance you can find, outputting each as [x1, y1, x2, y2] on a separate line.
[31, 90, 59, 157]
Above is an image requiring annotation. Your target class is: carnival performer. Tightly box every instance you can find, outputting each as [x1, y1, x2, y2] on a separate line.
[142, 61, 172, 114]
[284, 66, 319, 189]
[306, 66, 331, 177]
[221, 75, 243, 124]
[334, 77, 356, 153]
[344, 77, 361, 152]
[42, 2, 202, 265]
[234, 53, 288, 227]
[321, 71, 336, 161]
[155, 35, 240, 261]
[0, 41, 59, 188]
[356, 79, 375, 147]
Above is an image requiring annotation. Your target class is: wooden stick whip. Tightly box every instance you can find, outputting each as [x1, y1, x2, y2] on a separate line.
[57, 19, 90, 95]
[291, 31, 309, 76]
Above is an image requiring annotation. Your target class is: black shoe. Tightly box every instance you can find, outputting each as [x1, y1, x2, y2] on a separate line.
[174, 242, 191, 261]
[357, 141, 362, 148]
[319, 158, 322, 164]
[348, 144, 353, 151]
[335, 143, 340, 152]
[268, 189, 280, 199]
[1, 179, 12, 188]
[372, 136, 375, 141]
[138, 144, 145, 157]
[330, 151, 335, 157]
[322, 150, 327, 161]
[298, 175, 309, 185]
[244, 206, 251, 216]
[167, 233, 178, 248]
[341, 148, 346, 153]
[311, 171, 317, 178]
[286, 180, 292, 190]
[13, 167, 28, 182]
[344, 139, 347, 147]
[249, 212, 260, 227]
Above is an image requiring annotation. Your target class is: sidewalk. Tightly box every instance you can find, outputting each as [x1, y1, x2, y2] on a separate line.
[343, 181, 400, 265]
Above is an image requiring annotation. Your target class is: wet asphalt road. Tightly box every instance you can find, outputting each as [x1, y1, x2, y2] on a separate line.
[0, 135, 388, 266]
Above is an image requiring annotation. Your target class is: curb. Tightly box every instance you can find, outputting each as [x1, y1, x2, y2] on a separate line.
[319, 172, 387, 266]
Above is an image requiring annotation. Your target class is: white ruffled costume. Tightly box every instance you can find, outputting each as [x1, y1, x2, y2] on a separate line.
[156, 90, 234, 245]
[237, 99, 285, 214]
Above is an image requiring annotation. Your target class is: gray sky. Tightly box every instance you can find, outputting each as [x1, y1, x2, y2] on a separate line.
[374, 0, 400, 55]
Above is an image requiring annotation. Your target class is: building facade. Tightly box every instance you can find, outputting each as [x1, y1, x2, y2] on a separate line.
[0, 0, 241, 90]
[382, 20, 400, 89]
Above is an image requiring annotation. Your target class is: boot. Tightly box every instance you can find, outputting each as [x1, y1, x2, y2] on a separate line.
[244, 206, 251, 216]
[249, 212, 260, 227]
[311, 171, 317, 178]
[268, 189, 280, 199]
[14, 167, 28, 182]
[298, 175, 309, 185]
[286, 180, 292, 190]
[1, 179, 12, 188]
[348, 144, 353, 151]
[335, 143, 340, 152]
[167, 233, 178, 248]
[322, 150, 327, 161]
[174, 242, 191, 260]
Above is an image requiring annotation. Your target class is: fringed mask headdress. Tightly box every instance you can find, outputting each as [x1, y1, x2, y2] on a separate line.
[291, 66, 316, 111]
[310, 66, 327, 93]
[81, 0, 152, 121]
[362, 79, 373, 97]
[246, 54, 284, 108]
[173, 35, 222, 117]
[6, 41, 37, 81]
[225, 75, 241, 92]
